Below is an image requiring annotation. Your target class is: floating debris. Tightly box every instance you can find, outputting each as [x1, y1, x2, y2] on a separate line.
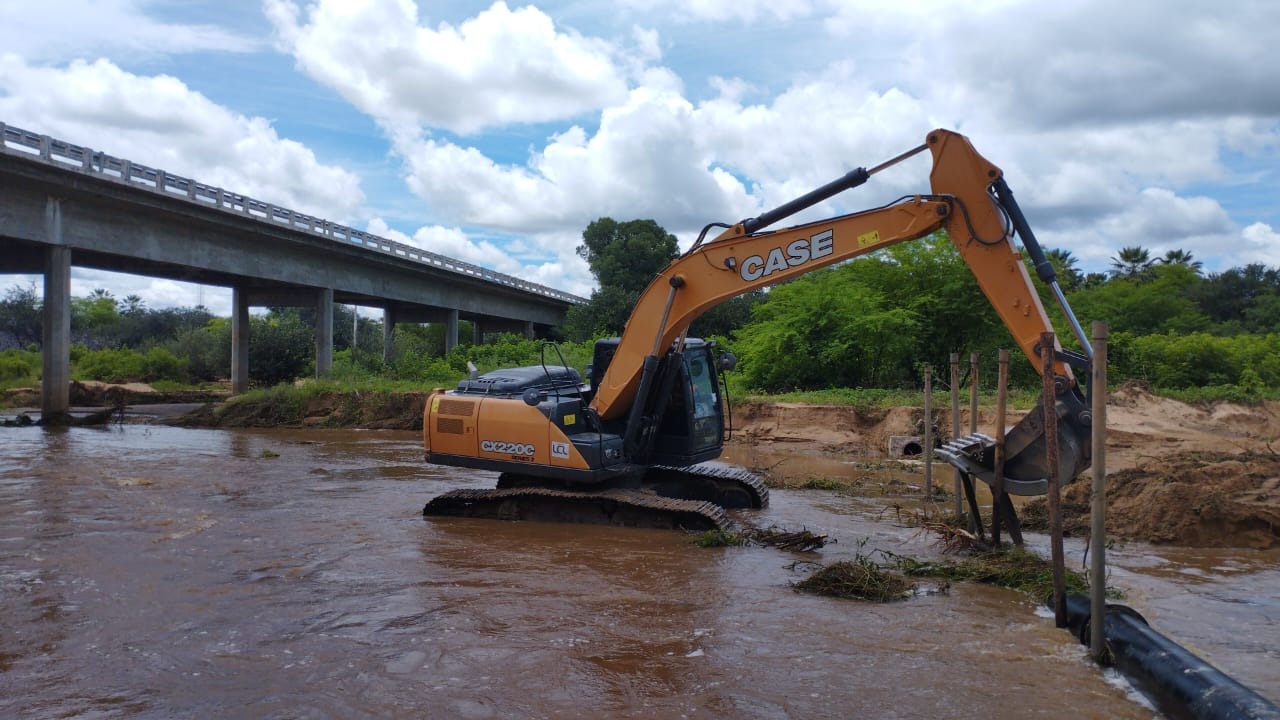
[690, 528, 748, 547]
[793, 557, 916, 602]
[689, 525, 830, 551]
[745, 526, 829, 552]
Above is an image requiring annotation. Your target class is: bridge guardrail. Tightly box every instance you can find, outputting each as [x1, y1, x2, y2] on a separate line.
[0, 121, 586, 304]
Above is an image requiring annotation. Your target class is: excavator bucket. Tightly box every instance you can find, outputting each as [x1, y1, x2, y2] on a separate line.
[936, 387, 1092, 496]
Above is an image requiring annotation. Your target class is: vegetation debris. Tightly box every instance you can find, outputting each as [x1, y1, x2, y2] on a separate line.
[689, 528, 748, 547]
[689, 525, 829, 551]
[889, 548, 1091, 601]
[792, 555, 916, 602]
[745, 526, 829, 551]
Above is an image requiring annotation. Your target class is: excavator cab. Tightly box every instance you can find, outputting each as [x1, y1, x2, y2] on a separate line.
[589, 338, 726, 466]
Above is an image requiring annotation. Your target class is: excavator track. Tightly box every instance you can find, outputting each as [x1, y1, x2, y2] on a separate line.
[645, 462, 770, 509]
[422, 486, 733, 531]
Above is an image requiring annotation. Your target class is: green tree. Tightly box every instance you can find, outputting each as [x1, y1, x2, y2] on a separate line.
[249, 309, 314, 385]
[1045, 248, 1084, 291]
[1160, 248, 1202, 274]
[121, 294, 146, 316]
[0, 283, 42, 348]
[733, 265, 920, 390]
[577, 217, 678, 295]
[565, 218, 679, 339]
[71, 291, 121, 348]
[1070, 263, 1207, 335]
[1109, 246, 1156, 280]
[1193, 263, 1280, 333]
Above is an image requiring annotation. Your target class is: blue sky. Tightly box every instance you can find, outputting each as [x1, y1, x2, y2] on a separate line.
[2, 0, 1278, 316]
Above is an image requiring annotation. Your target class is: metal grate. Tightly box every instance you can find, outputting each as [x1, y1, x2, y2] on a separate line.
[436, 417, 465, 435]
[437, 399, 475, 416]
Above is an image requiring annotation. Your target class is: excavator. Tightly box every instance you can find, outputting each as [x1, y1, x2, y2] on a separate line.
[420, 129, 1094, 530]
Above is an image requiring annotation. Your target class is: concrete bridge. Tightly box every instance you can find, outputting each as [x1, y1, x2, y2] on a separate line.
[0, 122, 584, 415]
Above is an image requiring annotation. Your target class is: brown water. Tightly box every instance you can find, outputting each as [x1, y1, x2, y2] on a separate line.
[0, 426, 1256, 718]
[722, 447, 1280, 708]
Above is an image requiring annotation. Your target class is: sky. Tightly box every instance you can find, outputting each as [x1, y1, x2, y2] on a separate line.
[1, 0, 1278, 317]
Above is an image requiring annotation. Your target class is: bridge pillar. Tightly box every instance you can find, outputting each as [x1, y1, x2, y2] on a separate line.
[445, 309, 459, 354]
[41, 242, 71, 416]
[315, 288, 333, 378]
[231, 288, 249, 393]
[382, 307, 397, 364]
[525, 321, 536, 340]
[473, 319, 483, 346]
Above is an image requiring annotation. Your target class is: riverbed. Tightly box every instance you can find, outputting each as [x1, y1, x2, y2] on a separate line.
[2, 425, 1273, 717]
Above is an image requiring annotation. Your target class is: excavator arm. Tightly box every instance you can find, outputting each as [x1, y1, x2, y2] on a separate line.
[590, 129, 1093, 486]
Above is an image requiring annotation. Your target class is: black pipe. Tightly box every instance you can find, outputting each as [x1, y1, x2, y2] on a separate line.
[1061, 594, 1280, 720]
[741, 168, 869, 234]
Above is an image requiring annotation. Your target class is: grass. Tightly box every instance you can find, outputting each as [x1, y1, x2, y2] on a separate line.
[690, 529, 748, 547]
[889, 547, 1091, 601]
[737, 385, 1045, 412]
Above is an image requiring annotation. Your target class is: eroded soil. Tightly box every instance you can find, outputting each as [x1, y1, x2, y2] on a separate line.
[730, 383, 1280, 549]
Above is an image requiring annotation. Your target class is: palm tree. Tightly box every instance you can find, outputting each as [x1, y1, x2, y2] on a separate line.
[1160, 249, 1203, 274]
[1110, 246, 1155, 280]
[122, 294, 146, 316]
[1046, 248, 1084, 290]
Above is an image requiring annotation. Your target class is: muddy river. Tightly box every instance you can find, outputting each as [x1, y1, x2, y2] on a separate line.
[1, 425, 1275, 718]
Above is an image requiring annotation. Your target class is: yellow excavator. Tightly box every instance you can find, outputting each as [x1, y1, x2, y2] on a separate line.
[421, 129, 1094, 530]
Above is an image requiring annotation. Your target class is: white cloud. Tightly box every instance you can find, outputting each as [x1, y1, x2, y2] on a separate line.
[1240, 222, 1280, 267]
[364, 219, 594, 296]
[393, 62, 945, 241]
[0, 0, 258, 63]
[620, 0, 815, 23]
[890, 0, 1280, 129]
[0, 55, 364, 219]
[266, 0, 629, 135]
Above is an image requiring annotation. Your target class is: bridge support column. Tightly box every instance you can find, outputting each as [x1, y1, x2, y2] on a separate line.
[525, 321, 536, 340]
[445, 309, 459, 355]
[473, 319, 483, 346]
[41, 242, 71, 416]
[231, 288, 249, 393]
[315, 288, 333, 379]
[382, 307, 397, 364]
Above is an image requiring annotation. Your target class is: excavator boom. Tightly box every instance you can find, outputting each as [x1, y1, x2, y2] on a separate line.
[591, 130, 1079, 420]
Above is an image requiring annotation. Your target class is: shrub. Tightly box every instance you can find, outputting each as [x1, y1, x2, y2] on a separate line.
[74, 348, 148, 383]
[142, 347, 188, 383]
[0, 349, 40, 385]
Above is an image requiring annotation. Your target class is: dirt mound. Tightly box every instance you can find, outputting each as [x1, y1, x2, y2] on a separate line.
[732, 402, 923, 457]
[180, 391, 428, 430]
[1024, 451, 1280, 549]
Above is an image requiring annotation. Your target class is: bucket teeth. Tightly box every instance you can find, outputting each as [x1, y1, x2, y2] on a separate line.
[936, 432, 1049, 497]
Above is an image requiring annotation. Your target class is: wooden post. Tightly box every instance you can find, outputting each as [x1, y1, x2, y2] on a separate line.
[1042, 332, 1066, 628]
[967, 352, 981, 532]
[992, 349, 1010, 546]
[969, 351, 980, 436]
[950, 353, 963, 520]
[923, 365, 933, 502]
[1090, 321, 1109, 661]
